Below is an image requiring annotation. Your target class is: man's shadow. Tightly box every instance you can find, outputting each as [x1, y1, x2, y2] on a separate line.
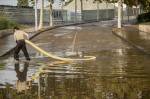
[14, 62, 31, 94]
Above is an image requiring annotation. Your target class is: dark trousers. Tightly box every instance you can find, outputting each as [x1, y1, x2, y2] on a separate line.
[14, 40, 30, 61]
[15, 62, 29, 82]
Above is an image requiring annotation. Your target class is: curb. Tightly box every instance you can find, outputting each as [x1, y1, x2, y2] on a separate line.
[112, 30, 150, 56]
[0, 29, 13, 38]
[0, 21, 98, 57]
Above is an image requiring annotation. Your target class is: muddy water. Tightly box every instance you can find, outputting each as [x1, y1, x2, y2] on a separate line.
[0, 48, 150, 99]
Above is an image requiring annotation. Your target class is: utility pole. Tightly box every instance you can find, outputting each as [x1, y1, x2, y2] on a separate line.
[118, 0, 122, 28]
[35, 0, 38, 31]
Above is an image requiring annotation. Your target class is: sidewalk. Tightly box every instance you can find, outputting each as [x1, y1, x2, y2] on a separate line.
[112, 25, 150, 56]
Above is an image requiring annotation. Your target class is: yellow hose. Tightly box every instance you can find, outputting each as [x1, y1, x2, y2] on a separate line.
[25, 40, 96, 61]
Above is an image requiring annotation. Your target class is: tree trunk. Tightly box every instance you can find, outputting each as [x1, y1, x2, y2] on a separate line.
[128, 6, 129, 22]
[139, 6, 141, 15]
[97, 1, 99, 21]
[74, 0, 77, 23]
[61, 2, 64, 22]
[38, 74, 41, 98]
[38, 0, 44, 29]
[114, 2, 116, 18]
[81, 0, 83, 21]
[118, 0, 121, 28]
[34, 0, 38, 31]
[122, 1, 123, 21]
[106, 2, 108, 20]
[132, 7, 135, 15]
[136, 6, 138, 18]
[50, 0, 53, 26]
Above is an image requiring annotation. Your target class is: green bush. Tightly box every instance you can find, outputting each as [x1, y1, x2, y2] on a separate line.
[0, 16, 9, 30]
[0, 15, 23, 30]
[137, 12, 150, 23]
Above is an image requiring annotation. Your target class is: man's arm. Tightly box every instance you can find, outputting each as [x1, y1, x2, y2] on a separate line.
[24, 33, 29, 40]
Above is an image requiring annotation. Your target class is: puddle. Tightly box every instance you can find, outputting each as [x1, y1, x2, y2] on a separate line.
[0, 48, 150, 98]
[60, 26, 82, 30]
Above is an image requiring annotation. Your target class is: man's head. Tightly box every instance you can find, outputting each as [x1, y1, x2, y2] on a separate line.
[13, 26, 19, 32]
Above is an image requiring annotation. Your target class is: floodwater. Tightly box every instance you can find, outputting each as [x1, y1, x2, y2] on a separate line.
[0, 19, 150, 99]
[0, 48, 150, 99]
[119, 26, 150, 52]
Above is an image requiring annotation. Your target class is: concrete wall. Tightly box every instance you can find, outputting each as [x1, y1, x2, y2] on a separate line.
[139, 25, 150, 33]
[0, 5, 115, 24]
[83, 9, 115, 21]
[0, 5, 63, 24]
[64, 9, 115, 22]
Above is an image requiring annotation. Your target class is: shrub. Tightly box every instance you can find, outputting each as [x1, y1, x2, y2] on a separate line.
[137, 12, 150, 23]
[0, 15, 23, 30]
[0, 16, 9, 30]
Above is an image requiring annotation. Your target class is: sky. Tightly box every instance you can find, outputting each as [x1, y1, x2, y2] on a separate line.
[0, 0, 62, 8]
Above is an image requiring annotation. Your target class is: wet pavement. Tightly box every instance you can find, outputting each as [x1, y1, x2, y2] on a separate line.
[114, 26, 150, 54]
[1, 18, 150, 99]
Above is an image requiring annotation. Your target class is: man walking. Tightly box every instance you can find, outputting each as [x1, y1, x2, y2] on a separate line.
[14, 26, 30, 61]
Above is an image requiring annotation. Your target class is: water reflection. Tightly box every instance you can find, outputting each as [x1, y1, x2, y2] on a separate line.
[14, 62, 31, 94]
[0, 49, 150, 98]
[119, 26, 150, 52]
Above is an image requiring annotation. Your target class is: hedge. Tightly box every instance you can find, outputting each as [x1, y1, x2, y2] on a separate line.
[137, 12, 150, 23]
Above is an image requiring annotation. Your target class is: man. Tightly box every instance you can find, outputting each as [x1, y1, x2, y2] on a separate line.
[14, 26, 30, 61]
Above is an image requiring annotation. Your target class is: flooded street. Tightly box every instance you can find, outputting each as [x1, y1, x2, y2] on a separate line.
[1, 49, 150, 99]
[0, 21, 150, 99]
